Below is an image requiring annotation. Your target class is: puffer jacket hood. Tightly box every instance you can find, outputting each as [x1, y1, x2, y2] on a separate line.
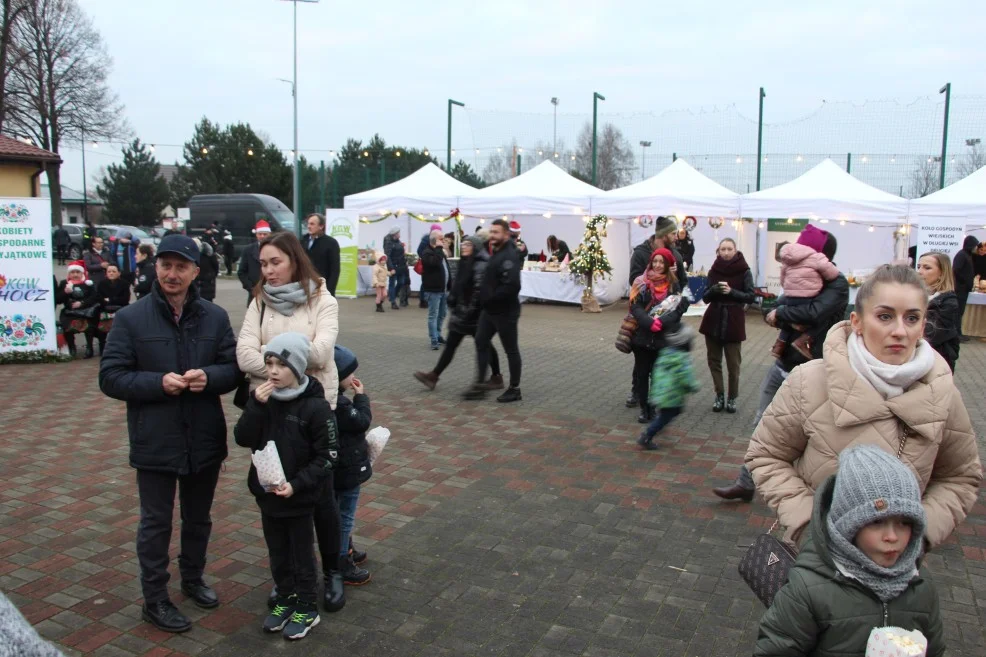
[963, 235, 980, 253]
[746, 321, 981, 548]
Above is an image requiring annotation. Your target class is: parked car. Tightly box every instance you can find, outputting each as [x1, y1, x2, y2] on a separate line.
[187, 193, 295, 260]
[139, 226, 167, 246]
[53, 224, 86, 260]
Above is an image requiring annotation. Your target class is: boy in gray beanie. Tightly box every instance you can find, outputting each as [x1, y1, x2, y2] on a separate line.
[234, 332, 339, 641]
[755, 444, 944, 657]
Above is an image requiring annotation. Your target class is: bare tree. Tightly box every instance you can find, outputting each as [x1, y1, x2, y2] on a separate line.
[482, 142, 514, 185]
[956, 140, 985, 180]
[0, 0, 28, 132]
[5, 0, 126, 225]
[908, 157, 940, 198]
[571, 122, 635, 190]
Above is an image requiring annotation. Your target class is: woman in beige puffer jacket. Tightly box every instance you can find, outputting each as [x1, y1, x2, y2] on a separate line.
[747, 266, 981, 549]
[237, 232, 340, 408]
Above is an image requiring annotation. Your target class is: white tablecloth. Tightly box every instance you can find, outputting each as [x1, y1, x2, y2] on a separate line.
[357, 265, 626, 306]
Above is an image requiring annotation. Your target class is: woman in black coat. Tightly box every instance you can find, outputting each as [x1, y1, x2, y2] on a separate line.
[95, 264, 131, 355]
[629, 247, 688, 423]
[414, 236, 502, 389]
[917, 252, 961, 371]
[699, 238, 755, 413]
[195, 239, 220, 302]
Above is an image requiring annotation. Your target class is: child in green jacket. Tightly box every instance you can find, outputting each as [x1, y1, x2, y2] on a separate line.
[638, 324, 700, 450]
[755, 445, 944, 657]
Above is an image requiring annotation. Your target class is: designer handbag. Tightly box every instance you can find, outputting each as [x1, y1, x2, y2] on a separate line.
[614, 312, 636, 353]
[738, 519, 798, 607]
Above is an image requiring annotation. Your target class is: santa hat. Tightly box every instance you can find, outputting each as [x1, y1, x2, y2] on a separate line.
[508, 220, 522, 234]
[254, 219, 272, 234]
[67, 260, 86, 276]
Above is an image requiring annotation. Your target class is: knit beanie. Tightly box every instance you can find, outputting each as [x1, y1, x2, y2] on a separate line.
[464, 235, 484, 253]
[796, 224, 829, 254]
[264, 332, 311, 384]
[334, 345, 359, 381]
[429, 223, 443, 233]
[654, 216, 676, 239]
[388, 225, 400, 236]
[650, 248, 675, 271]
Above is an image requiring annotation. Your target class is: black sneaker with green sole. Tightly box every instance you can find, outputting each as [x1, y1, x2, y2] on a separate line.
[263, 597, 296, 633]
[283, 604, 320, 640]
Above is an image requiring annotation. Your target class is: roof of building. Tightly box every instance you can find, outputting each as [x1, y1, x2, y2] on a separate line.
[41, 184, 103, 205]
[159, 164, 179, 184]
[0, 135, 61, 163]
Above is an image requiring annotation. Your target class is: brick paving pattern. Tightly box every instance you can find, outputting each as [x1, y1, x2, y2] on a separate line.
[2, 275, 985, 656]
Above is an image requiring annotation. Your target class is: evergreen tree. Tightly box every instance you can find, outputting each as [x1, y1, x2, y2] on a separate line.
[168, 118, 292, 207]
[568, 214, 613, 291]
[447, 160, 485, 188]
[97, 138, 170, 224]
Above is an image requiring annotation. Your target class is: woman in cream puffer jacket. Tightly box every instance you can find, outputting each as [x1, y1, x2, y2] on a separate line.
[747, 319, 981, 549]
[237, 233, 340, 409]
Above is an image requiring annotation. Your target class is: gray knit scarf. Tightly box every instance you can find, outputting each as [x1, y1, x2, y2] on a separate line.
[826, 516, 922, 602]
[270, 375, 309, 401]
[262, 280, 318, 316]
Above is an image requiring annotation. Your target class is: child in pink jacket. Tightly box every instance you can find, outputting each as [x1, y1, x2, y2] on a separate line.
[772, 224, 840, 360]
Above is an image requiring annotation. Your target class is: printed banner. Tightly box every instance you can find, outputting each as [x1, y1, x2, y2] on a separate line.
[325, 209, 359, 298]
[916, 218, 965, 263]
[0, 198, 57, 354]
[759, 218, 809, 293]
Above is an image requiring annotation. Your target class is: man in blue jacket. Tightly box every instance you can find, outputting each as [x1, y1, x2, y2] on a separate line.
[98, 235, 240, 634]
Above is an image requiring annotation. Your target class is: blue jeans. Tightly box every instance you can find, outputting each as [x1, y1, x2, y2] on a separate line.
[643, 407, 681, 440]
[337, 486, 360, 557]
[388, 269, 406, 303]
[736, 361, 790, 490]
[425, 291, 448, 345]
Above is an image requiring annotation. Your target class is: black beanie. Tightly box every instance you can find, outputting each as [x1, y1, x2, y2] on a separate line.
[334, 345, 359, 381]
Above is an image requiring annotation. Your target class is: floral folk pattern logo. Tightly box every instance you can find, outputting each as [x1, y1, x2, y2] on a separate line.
[0, 313, 47, 348]
[0, 203, 30, 223]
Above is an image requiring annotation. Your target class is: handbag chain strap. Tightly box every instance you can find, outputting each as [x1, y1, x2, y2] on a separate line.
[897, 422, 909, 460]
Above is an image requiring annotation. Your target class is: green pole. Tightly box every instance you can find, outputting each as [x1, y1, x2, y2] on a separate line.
[380, 159, 385, 185]
[447, 99, 464, 172]
[591, 92, 605, 185]
[846, 152, 852, 174]
[755, 87, 765, 191]
[516, 154, 521, 176]
[672, 152, 677, 162]
[331, 164, 338, 208]
[319, 160, 325, 212]
[939, 82, 951, 189]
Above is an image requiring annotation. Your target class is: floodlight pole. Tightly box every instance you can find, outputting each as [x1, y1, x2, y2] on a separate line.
[592, 92, 606, 185]
[448, 99, 464, 172]
[939, 83, 951, 189]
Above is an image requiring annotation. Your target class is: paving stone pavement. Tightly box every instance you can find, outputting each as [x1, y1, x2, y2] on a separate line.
[2, 275, 985, 656]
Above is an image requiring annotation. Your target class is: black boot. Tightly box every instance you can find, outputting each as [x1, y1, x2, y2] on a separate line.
[98, 337, 106, 356]
[84, 334, 95, 359]
[625, 392, 638, 408]
[349, 537, 367, 565]
[65, 334, 76, 358]
[323, 570, 345, 612]
[637, 406, 654, 424]
[725, 397, 737, 414]
[712, 393, 725, 412]
[376, 303, 385, 313]
[142, 599, 192, 633]
[341, 554, 371, 586]
[391, 302, 399, 310]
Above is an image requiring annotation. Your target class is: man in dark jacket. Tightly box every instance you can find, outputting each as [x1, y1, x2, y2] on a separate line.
[53, 225, 70, 265]
[465, 219, 523, 403]
[305, 213, 341, 296]
[383, 227, 408, 309]
[713, 230, 848, 502]
[675, 228, 695, 272]
[237, 221, 268, 305]
[134, 244, 156, 300]
[953, 235, 979, 342]
[98, 234, 240, 634]
[420, 231, 452, 350]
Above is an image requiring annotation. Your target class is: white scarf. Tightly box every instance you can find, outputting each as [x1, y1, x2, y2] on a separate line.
[847, 332, 936, 399]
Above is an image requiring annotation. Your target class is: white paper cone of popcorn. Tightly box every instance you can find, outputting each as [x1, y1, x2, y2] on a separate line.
[251, 441, 287, 492]
[366, 426, 390, 465]
[865, 626, 927, 657]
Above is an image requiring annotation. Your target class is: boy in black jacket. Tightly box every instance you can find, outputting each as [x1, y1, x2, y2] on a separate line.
[234, 332, 338, 641]
[333, 346, 373, 585]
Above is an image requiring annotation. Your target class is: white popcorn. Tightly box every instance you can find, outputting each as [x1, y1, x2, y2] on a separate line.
[252, 441, 287, 492]
[865, 626, 927, 657]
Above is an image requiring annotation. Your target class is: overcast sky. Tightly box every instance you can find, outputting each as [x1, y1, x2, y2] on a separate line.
[60, 0, 986, 195]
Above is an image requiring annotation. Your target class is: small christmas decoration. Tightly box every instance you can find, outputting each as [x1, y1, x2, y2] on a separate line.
[569, 214, 613, 313]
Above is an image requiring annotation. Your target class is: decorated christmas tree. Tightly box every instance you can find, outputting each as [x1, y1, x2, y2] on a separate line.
[568, 214, 613, 312]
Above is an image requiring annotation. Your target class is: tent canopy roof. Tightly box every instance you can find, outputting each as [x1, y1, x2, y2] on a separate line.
[911, 165, 986, 218]
[595, 158, 739, 218]
[344, 162, 476, 214]
[740, 158, 908, 222]
[459, 161, 602, 215]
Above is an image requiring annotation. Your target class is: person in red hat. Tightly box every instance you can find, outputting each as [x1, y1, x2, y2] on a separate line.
[238, 219, 272, 305]
[508, 220, 529, 265]
[55, 260, 99, 358]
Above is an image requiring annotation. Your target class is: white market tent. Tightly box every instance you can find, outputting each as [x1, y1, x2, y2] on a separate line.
[593, 158, 740, 218]
[458, 160, 602, 216]
[740, 158, 909, 222]
[343, 162, 477, 215]
[910, 165, 986, 220]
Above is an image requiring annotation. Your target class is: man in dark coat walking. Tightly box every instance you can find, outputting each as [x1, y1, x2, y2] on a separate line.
[953, 235, 979, 342]
[98, 235, 240, 634]
[237, 220, 268, 305]
[305, 213, 341, 296]
[53, 225, 70, 265]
